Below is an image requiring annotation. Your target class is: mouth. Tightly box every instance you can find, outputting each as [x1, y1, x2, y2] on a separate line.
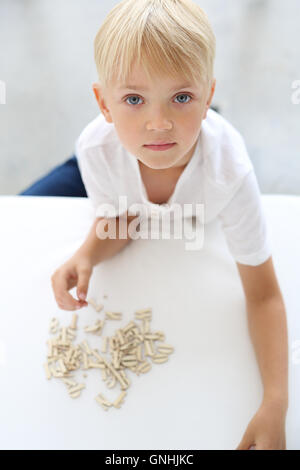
[143, 143, 176, 151]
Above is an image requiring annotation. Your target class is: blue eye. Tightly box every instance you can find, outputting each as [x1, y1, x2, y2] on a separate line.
[125, 93, 192, 106]
[126, 96, 143, 106]
[174, 94, 192, 104]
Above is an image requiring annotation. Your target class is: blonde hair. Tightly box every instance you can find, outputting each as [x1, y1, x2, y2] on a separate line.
[94, 0, 216, 93]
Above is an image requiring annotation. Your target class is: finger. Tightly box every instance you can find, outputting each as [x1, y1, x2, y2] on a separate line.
[236, 434, 254, 450]
[58, 290, 81, 310]
[254, 441, 272, 450]
[52, 272, 82, 310]
[76, 267, 92, 301]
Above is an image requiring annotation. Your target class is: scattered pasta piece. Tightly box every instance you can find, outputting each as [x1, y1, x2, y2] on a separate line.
[135, 308, 152, 315]
[87, 298, 104, 312]
[105, 311, 122, 321]
[49, 317, 59, 334]
[113, 391, 127, 409]
[151, 354, 169, 364]
[44, 362, 52, 380]
[84, 319, 105, 335]
[70, 314, 78, 330]
[101, 336, 108, 354]
[157, 344, 174, 354]
[95, 393, 112, 411]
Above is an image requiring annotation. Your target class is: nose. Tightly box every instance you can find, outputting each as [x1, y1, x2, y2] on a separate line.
[146, 106, 173, 131]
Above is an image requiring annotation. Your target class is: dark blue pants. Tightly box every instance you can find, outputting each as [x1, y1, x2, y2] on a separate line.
[18, 155, 87, 197]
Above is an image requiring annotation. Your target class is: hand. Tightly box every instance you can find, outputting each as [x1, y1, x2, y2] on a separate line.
[236, 399, 287, 450]
[51, 253, 93, 310]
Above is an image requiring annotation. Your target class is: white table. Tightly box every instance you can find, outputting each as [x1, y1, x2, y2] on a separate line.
[0, 195, 299, 450]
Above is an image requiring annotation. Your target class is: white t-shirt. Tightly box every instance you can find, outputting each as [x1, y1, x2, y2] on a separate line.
[75, 109, 272, 266]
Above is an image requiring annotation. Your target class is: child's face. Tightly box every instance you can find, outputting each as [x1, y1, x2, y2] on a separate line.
[93, 62, 215, 170]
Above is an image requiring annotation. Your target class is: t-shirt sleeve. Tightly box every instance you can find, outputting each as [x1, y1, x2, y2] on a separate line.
[218, 170, 272, 266]
[75, 139, 118, 219]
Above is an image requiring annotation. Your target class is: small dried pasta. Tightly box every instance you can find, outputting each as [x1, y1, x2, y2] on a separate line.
[45, 305, 174, 411]
[87, 298, 104, 312]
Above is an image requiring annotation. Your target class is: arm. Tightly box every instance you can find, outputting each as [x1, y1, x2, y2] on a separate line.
[245, 296, 288, 406]
[236, 256, 289, 449]
[237, 256, 289, 405]
[75, 212, 138, 267]
[51, 212, 138, 310]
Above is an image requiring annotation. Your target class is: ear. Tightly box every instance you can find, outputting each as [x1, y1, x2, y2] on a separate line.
[92, 82, 113, 123]
[202, 78, 216, 120]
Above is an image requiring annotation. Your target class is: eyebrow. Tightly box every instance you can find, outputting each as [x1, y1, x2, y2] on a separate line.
[118, 83, 195, 91]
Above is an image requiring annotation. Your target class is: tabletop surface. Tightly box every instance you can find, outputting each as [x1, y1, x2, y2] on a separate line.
[0, 195, 299, 450]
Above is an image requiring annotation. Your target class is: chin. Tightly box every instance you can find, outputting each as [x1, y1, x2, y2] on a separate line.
[142, 154, 176, 168]
[145, 160, 172, 170]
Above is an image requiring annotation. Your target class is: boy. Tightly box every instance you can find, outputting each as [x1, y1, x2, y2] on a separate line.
[21, 0, 288, 450]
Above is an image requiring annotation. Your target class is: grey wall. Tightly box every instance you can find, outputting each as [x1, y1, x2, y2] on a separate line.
[0, 0, 299, 195]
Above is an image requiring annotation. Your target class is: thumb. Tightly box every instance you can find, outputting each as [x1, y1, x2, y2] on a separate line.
[236, 431, 255, 450]
[77, 266, 92, 300]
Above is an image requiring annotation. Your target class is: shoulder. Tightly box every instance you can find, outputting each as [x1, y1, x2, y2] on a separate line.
[75, 112, 119, 154]
[200, 109, 254, 188]
[74, 113, 125, 179]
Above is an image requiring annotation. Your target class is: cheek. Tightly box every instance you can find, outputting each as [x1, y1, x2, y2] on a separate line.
[116, 123, 138, 146]
[117, 111, 138, 130]
[177, 114, 201, 136]
[176, 105, 202, 122]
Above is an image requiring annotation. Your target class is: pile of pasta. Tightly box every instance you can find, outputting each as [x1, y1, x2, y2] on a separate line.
[45, 301, 174, 411]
